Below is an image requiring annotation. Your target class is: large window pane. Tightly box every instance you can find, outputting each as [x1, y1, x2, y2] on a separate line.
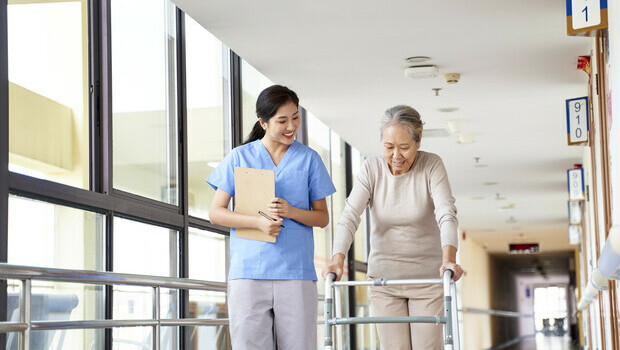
[188, 290, 229, 347]
[352, 147, 368, 263]
[111, 0, 178, 204]
[307, 113, 332, 291]
[113, 217, 178, 277]
[7, 196, 105, 349]
[7, 1, 89, 188]
[331, 132, 346, 232]
[185, 14, 228, 219]
[8, 195, 104, 270]
[113, 218, 178, 348]
[241, 60, 273, 142]
[189, 228, 227, 282]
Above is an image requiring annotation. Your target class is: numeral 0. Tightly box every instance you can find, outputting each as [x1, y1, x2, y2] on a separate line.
[576, 128, 582, 138]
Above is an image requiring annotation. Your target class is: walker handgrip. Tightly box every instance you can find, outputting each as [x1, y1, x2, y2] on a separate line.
[326, 272, 337, 282]
[444, 269, 454, 279]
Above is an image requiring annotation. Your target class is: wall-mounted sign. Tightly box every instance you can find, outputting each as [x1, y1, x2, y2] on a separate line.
[569, 225, 582, 245]
[566, 0, 608, 36]
[567, 168, 585, 201]
[568, 201, 582, 225]
[509, 243, 539, 254]
[566, 97, 589, 145]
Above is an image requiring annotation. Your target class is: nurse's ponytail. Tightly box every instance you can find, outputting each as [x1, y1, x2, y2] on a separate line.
[245, 120, 266, 143]
[242, 85, 299, 145]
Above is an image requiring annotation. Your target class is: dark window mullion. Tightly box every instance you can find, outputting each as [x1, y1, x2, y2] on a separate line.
[230, 51, 242, 148]
[98, 0, 113, 347]
[344, 142, 357, 350]
[88, 0, 102, 194]
[1, 0, 9, 346]
[297, 106, 308, 145]
[175, 8, 190, 350]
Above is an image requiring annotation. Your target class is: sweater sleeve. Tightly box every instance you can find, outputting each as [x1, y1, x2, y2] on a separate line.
[332, 159, 373, 257]
[428, 156, 459, 248]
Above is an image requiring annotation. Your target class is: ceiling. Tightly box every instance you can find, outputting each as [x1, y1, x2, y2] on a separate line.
[172, 0, 594, 253]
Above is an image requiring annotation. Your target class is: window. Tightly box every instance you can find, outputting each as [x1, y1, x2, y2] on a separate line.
[351, 147, 368, 263]
[185, 14, 229, 220]
[241, 60, 273, 143]
[7, 0, 89, 189]
[307, 112, 333, 288]
[112, 217, 179, 349]
[7, 195, 105, 349]
[111, 0, 179, 204]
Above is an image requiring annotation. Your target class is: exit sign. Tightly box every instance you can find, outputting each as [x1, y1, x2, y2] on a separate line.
[509, 243, 540, 254]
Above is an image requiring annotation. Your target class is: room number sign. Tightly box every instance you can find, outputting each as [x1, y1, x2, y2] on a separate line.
[566, 96, 589, 145]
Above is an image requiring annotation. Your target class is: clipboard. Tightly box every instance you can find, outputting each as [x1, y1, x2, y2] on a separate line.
[234, 167, 277, 243]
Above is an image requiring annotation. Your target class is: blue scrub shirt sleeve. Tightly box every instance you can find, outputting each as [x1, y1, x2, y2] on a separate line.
[308, 152, 337, 201]
[206, 149, 237, 196]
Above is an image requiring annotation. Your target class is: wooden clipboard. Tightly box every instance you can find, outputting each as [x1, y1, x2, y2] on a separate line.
[234, 167, 277, 243]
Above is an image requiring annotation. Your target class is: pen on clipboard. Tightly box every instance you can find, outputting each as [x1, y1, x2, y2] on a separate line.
[258, 210, 285, 228]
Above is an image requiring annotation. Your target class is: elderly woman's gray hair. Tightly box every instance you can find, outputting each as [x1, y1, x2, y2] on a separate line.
[380, 105, 424, 142]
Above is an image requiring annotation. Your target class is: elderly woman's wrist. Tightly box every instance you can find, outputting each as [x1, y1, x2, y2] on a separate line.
[332, 253, 346, 262]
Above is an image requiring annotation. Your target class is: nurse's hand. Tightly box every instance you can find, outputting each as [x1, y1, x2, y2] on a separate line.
[268, 198, 291, 218]
[256, 216, 283, 236]
[322, 253, 345, 281]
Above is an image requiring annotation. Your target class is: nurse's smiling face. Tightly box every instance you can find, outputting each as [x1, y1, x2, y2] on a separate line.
[260, 101, 300, 146]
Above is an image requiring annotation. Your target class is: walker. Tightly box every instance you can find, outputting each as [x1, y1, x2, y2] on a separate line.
[323, 269, 461, 350]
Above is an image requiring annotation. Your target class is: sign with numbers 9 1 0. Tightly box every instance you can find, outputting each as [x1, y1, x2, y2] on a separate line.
[566, 97, 589, 145]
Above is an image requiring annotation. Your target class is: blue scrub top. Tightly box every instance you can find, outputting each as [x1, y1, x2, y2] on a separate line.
[207, 140, 336, 281]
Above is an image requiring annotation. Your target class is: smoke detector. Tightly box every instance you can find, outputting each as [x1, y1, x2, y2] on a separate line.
[444, 73, 461, 84]
[404, 65, 439, 79]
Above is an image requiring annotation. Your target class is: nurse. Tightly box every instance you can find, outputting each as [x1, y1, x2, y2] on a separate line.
[207, 85, 336, 350]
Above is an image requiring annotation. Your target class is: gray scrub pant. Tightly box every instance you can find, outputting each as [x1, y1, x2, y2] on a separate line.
[227, 279, 318, 350]
[369, 283, 444, 350]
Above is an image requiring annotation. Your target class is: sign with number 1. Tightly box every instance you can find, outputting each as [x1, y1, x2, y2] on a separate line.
[566, 0, 608, 36]
[566, 96, 589, 145]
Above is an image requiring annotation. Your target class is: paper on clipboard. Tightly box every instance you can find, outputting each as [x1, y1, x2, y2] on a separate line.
[234, 167, 277, 243]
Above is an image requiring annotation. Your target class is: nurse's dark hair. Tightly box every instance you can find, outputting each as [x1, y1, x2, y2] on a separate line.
[243, 85, 300, 144]
[380, 105, 424, 142]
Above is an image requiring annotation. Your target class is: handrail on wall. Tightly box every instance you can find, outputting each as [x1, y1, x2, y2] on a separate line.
[577, 226, 620, 311]
[0, 263, 229, 350]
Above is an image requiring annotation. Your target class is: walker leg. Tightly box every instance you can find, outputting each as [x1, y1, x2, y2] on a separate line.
[334, 286, 344, 350]
[443, 271, 454, 349]
[324, 273, 336, 350]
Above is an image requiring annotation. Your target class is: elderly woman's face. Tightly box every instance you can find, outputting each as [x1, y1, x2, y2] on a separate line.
[382, 123, 420, 176]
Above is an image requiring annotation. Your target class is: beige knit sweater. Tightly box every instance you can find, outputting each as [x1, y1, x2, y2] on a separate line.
[332, 151, 458, 279]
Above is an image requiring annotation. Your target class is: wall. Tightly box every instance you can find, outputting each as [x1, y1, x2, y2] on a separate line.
[459, 233, 492, 349]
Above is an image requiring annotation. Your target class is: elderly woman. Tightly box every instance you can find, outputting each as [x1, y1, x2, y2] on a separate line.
[324, 105, 463, 350]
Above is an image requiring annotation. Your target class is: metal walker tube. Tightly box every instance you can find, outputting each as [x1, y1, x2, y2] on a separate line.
[324, 269, 459, 350]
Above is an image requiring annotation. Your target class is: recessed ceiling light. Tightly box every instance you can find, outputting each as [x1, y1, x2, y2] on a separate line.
[404, 65, 439, 79]
[498, 203, 515, 211]
[484, 182, 498, 186]
[457, 133, 475, 144]
[424, 128, 450, 137]
[437, 107, 459, 113]
[405, 56, 431, 63]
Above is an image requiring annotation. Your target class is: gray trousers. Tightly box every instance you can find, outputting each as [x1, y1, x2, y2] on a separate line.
[369, 283, 444, 350]
[227, 279, 318, 350]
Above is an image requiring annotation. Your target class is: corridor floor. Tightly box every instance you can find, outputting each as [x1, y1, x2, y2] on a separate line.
[504, 334, 579, 350]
